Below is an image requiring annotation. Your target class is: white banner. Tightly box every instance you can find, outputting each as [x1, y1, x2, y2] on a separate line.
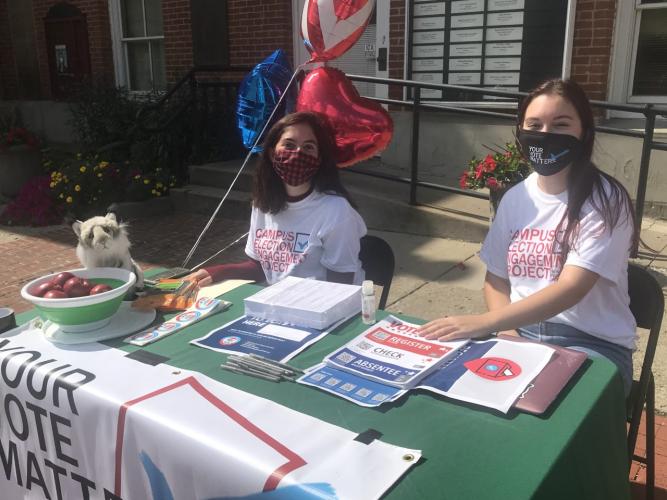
[0, 325, 420, 499]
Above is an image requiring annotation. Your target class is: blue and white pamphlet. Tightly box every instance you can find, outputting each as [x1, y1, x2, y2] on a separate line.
[191, 315, 334, 362]
[299, 364, 405, 407]
[415, 338, 554, 413]
[322, 315, 468, 389]
[299, 317, 554, 412]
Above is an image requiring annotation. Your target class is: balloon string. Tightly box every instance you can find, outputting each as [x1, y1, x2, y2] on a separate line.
[187, 231, 250, 271]
[181, 63, 306, 269]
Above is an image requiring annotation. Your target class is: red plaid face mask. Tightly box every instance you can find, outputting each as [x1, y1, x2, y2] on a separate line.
[272, 150, 320, 186]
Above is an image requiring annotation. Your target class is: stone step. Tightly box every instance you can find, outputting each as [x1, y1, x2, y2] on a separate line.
[170, 185, 251, 220]
[178, 159, 491, 242]
[188, 159, 254, 191]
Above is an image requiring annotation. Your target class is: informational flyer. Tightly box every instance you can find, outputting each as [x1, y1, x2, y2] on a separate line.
[416, 338, 554, 413]
[324, 316, 468, 389]
[191, 315, 331, 362]
[298, 364, 405, 408]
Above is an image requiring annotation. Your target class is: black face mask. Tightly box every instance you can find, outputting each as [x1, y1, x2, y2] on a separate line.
[517, 129, 583, 176]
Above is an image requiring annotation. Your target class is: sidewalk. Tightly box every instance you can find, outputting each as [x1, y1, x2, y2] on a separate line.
[1, 213, 666, 498]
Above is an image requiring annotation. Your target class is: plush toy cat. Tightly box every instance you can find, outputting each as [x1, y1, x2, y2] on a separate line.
[72, 213, 144, 290]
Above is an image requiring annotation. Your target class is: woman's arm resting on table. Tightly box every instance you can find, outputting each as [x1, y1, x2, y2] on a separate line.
[484, 271, 519, 337]
[185, 259, 265, 286]
[418, 265, 600, 341]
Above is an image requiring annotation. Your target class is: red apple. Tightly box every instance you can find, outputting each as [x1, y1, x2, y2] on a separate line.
[52, 272, 75, 287]
[63, 277, 88, 297]
[31, 281, 56, 297]
[89, 284, 112, 295]
[44, 290, 68, 299]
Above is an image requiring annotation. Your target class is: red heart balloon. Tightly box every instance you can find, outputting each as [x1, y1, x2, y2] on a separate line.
[297, 67, 393, 167]
[301, 0, 376, 63]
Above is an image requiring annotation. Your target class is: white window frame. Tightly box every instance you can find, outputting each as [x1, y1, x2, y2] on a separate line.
[608, 0, 667, 117]
[108, 0, 165, 92]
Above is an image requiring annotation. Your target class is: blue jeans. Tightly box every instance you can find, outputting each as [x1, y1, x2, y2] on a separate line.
[517, 322, 633, 397]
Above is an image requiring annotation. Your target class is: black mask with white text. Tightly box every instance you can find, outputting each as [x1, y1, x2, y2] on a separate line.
[517, 129, 583, 176]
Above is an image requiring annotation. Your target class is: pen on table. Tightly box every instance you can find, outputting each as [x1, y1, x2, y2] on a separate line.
[227, 361, 296, 382]
[247, 354, 305, 374]
[227, 357, 297, 381]
[221, 364, 281, 382]
[228, 356, 286, 376]
[229, 354, 299, 376]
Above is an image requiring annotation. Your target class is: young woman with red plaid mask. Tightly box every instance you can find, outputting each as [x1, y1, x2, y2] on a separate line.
[417, 79, 638, 395]
[186, 111, 367, 286]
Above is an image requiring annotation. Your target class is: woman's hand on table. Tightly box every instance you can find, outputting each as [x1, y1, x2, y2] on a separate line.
[417, 314, 494, 342]
[184, 269, 213, 287]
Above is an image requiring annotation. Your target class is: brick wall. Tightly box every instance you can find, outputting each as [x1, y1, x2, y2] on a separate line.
[388, 0, 406, 100]
[227, 0, 293, 67]
[163, 0, 193, 85]
[32, 0, 114, 99]
[569, 0, 616, 101]
[0, 0, 18, 99]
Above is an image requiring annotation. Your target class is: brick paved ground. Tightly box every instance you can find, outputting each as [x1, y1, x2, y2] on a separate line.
[1, 212, 666, 499]
[0, 213, 248, 314]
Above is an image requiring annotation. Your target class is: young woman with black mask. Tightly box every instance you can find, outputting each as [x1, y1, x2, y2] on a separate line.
[417, 79, 637, 395]
[186, 111, 367, 286]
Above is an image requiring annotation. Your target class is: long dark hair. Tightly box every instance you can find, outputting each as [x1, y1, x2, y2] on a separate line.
[516, 79, 637, 269]
[252, 111, 354, 214]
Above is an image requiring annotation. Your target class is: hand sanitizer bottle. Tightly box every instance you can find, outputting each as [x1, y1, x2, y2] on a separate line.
[361, 280, 376, 325]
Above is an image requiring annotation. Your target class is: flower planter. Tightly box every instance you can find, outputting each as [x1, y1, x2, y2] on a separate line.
[489, 185, 511, 220]
[0, 145, 42, 198]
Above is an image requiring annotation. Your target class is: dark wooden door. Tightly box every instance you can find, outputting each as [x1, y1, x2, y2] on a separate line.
[44, 15, 91, 99]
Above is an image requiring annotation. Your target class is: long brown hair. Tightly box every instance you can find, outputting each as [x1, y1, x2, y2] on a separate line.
[252, 111, 354, 214]
[516, 79, 637, 269]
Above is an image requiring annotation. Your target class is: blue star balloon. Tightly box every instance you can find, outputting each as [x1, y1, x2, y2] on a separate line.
[237, 49, 295, 153]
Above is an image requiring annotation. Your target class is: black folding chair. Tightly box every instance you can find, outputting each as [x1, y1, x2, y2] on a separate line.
[626, 263, 664, 500]
[359, 235, 395, 310]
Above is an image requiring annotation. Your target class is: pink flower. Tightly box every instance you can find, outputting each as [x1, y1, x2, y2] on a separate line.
[459, 172, 469, 189]
[483, 154, 497, 172]
[475, 162, 485, 179]
[486, 177, 499, 189]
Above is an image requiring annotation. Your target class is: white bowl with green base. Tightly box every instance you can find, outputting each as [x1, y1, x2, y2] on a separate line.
[21, 267, 136, 333]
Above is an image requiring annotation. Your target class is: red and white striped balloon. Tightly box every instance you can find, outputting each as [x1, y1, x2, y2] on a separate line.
[301, 0, 376, 63]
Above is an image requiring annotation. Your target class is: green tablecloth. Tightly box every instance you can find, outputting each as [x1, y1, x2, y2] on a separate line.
[18, 284, 631, 500]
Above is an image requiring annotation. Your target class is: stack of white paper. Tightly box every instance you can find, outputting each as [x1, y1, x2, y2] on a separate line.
[244, 276, 361, 330]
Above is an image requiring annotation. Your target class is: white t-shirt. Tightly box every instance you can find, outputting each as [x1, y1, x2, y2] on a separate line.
[245, 190, 367, 285]
[480, 173, 636, 349]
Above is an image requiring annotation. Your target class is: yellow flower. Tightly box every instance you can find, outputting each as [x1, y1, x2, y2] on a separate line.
[50, 172, 56, 178]
[49, 182, 55, 188]
[75, 185, 81, 192]
[134, 174, 140, 179]
[151, 189, 157, 194]
[156, 182, 163, 188]
[143, 179, 150, 184]
[97, 173, 102, 178]
[66, 196, 73, 203]
[99, 161, 109, 168]
[59, 193, 64, 199]
[80, 166, 86, 173]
